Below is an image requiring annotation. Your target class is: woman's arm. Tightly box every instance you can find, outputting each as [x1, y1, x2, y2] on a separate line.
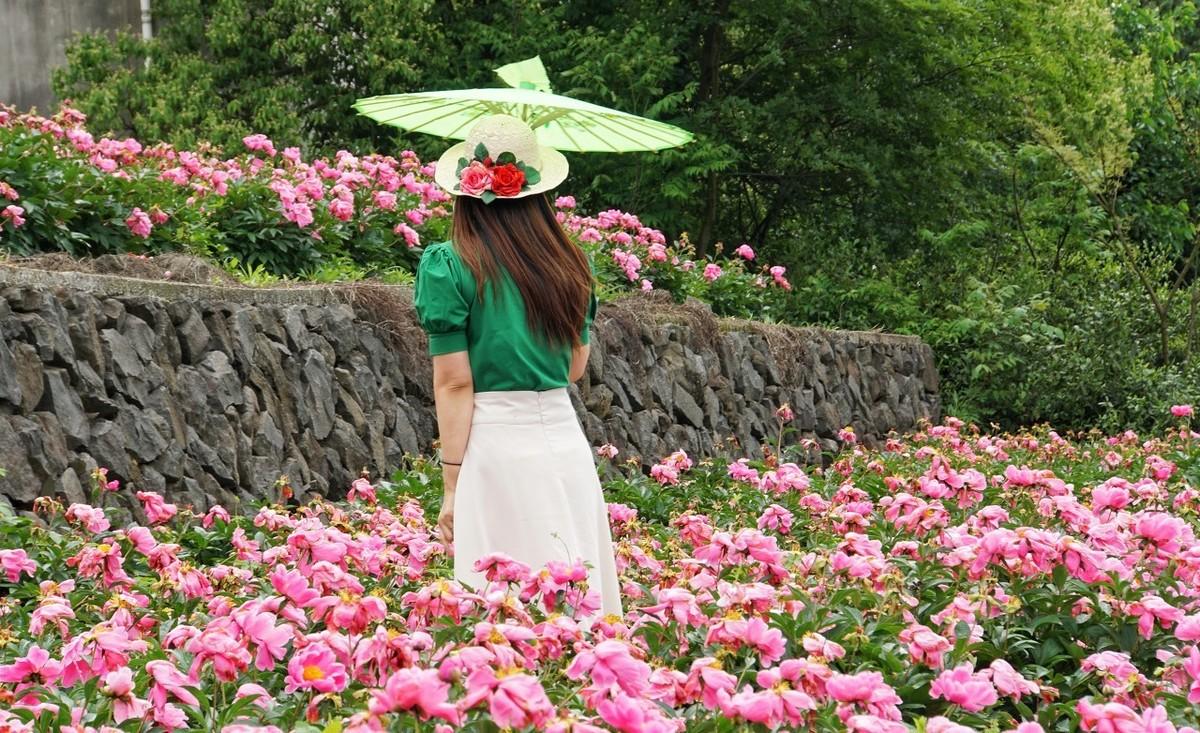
[569, 343, 591, 382]
[433, 351, 473, 543]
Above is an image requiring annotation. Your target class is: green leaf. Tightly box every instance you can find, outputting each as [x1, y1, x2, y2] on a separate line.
[523, 166, 542, 185]
[496, 151, 516, 165]
[480, 190, 497, 204]
[474, 142, 488, 161]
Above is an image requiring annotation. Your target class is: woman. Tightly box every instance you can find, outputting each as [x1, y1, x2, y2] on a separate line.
[413, 114, 622, 617]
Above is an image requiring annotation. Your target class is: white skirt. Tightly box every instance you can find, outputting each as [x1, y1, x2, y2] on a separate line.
[454, 388, 623, 617]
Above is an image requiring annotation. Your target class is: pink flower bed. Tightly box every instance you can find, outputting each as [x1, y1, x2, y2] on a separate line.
[0, 103, 792, 319]
[0, 409, 1198, 731]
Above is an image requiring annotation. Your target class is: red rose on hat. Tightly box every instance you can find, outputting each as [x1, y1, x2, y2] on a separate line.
[491, 163, 526, 197]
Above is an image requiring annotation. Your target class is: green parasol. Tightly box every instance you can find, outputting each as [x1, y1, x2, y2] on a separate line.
[352, 56, 692, 153]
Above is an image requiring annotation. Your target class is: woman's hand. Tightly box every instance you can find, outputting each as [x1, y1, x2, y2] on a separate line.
[438, 465, 460, 544]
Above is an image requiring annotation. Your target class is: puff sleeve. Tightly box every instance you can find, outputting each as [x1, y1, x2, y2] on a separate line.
[414, 243, 471, 355]
[581, 287, 598, 346]
[581, 255, 598, 346]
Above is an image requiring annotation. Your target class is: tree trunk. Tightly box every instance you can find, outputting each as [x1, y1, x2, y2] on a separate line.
[694, 0, 730, 259]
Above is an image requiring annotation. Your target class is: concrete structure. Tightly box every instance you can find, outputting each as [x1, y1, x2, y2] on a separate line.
[1, 0, 143, 113]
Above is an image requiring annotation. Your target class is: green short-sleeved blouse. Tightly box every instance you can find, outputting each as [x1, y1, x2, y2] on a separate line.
[413, 241, 597, 393]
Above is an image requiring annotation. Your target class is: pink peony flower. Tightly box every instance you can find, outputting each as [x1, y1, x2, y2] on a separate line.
[703, 263, 723, 282]
[930, 664, 999, 712]
[1171, 404, 1194, 418]
[734, 244, 755, 259]
[285, 643, 347, 694]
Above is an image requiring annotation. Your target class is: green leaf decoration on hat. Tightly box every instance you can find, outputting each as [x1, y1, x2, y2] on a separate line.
[480, 191, 497, 204]
[474, 142, 489, 162]
[496, 151, 517, 165]
[455, 157, 470, 176]
[517, 161, 541, 186]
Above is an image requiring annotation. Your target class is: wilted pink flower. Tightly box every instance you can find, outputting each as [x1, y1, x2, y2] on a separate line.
[125, 207, 152, 238]
[0, 548, 36, 583]
[202, 505, 230, 528]
[394, 222, 420, 247]
[596, 444, 619, 460]
[373, 190, 397, 210]
[236, 610, 293, 671]
[566, 640, 652, 698]
[145, 660, 199, 708]
[651, 463, 681, 486]
[487, 673, 556, 729]
[369, 666, 460, 724]
[989, 659, 1038, 698]
[102, 666, 151, 723]
[1, 204, 24, 228]
[899, 623, 951, 669]
[0, 644, 63, 685]
[243, 133, 277, 157]
[348, 477, 377, 504]
[329, 196, 354, 221]
[802, 632, 846, 660]
[826, 671, 902, 720]
[769, 265, 791, 289]
[757, 504, 794, 534]
[926, 718, 977, 733]
[136, 491, 177, 524]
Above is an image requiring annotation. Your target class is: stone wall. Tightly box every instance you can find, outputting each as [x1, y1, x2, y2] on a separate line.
[0, 264, 940, 512]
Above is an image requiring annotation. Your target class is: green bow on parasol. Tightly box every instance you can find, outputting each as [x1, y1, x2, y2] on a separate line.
[352, 56, 692, 153]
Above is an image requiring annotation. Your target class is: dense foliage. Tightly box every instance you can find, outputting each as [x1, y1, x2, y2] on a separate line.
[38, 0, 1200, 432]
[1, 411, 1200, 731]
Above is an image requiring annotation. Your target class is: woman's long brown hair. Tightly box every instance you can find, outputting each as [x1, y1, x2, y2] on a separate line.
[451, 194, 593, 347]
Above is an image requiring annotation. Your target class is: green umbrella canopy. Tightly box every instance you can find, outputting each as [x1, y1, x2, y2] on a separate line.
[353, 56, 693, 153]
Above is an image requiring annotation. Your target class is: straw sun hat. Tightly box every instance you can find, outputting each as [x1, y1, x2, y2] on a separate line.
[434, 114, 569, 202]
